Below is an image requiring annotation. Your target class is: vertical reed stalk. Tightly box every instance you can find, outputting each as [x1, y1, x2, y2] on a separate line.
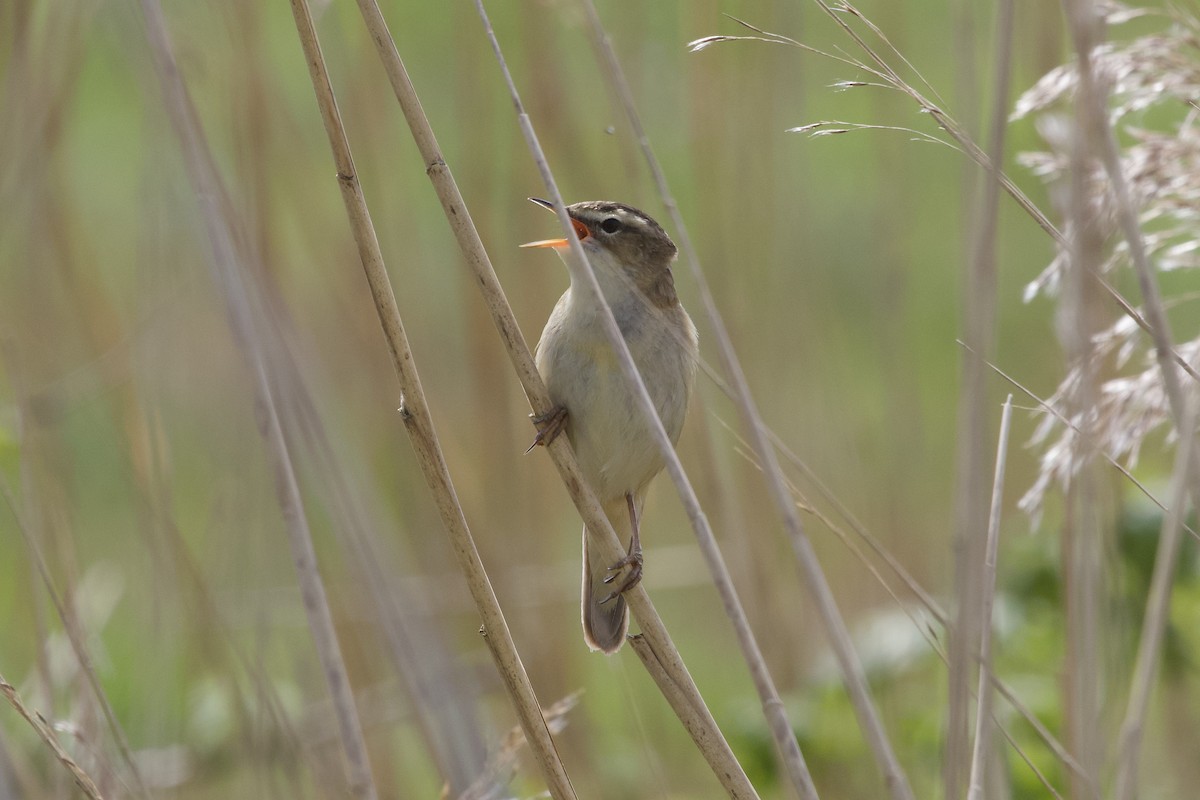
[285, 2, 576, 797]
[949, 1, 1014, 794]
[1062, 4, 1200, 791]
[1113, 388, 1198, 799]
[966, 395, 1014, 800]
[345, 1, 758, 795]
[0, 478, 146, 799]
[580, 2, 914, 797]
[0, 674, 105, 800]
[138, 2, 380, 797]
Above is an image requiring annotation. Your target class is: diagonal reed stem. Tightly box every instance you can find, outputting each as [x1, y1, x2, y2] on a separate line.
[344, 1, 757, 795]
[285, 1, 576, 797]
[138, 2, 380, 798]
[705, 8, 1200, 387]
[579, 2, 914, 797]
[476, 0, 809, 795]
[1063, 2, 1200, 797]
[501, 0, 820, 796]
[0, 477, 142, 799]
[966, 395, 1014, 800]
[0, 674, 105, 800]
[949, 0, 1014, 792]
[1114, 385, 1197, 799]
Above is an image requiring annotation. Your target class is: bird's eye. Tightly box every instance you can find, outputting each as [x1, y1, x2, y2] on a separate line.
[600, 217, 622, 234]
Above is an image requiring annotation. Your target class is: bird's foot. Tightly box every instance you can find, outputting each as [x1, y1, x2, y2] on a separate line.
[600, 548, 643, 604]
[526, 405, 568, 453]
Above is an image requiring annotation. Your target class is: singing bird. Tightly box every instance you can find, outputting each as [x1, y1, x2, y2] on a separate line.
[522, 198, 698, 653]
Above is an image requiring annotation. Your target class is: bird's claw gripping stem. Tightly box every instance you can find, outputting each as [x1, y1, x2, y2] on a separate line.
[600, 547, 643, 604]
[526, 405, 568, 453]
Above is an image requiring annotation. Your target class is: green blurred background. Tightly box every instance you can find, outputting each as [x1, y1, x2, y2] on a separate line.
[2, 1, 1196, 798]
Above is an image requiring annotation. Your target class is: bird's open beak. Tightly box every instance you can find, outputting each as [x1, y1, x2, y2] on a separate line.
[520, 197, 590, 249]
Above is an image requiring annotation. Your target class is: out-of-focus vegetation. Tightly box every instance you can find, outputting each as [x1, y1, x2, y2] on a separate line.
[2, 0, 1198, 798]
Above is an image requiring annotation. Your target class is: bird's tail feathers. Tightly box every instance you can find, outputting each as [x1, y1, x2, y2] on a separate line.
[581, 498, 634, 654]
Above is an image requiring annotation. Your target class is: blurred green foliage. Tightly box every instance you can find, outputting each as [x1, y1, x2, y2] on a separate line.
[2, 0, 1198, 798]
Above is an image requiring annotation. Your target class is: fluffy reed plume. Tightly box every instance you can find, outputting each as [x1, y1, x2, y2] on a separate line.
[1013, 4, 1200, 520]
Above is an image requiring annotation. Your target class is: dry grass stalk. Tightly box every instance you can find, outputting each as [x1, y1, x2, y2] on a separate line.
[1027, 5, 1200, 792]
[138, 2, 380, 798]
[719, 411, 1088, 790]
[1114, 385, 1198, 799]
[1014, 4, 1200, 520]
[455, 692, 580, 800]
[0, 674, 105, 800]
[948, 1, 1015, 793]
[285, 1, 575, 797]
[693, 4, 1199, 793]
[0, 477, 147, 799]
[1057, 5, 1110, 794]
[578, 2, 918, 797]
[966, 396, 1014, 800]
[697, 4, 1198, 397]
[343, 0, 757, 795]
[469, 2, 760, 794]
[578, 2, 858, 795]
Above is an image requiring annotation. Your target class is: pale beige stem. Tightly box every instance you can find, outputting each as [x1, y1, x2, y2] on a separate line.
[719, 7, 1200, 383]
[966, 396, 1014, 800]
[626, 636, 753, 785]
[579, 1, 917, 797]
[344, 1, 756, 796]
[139, 2, 379, 798]
[0, 674, 105, 800]
[950, 2, 1014, 793]
[1062, 2, 1200, 797]
[1114, 389, 1197, 799]
[285, 2, 575, 797]
[0, 477, 140, 797]
[471, 2, 759, 795]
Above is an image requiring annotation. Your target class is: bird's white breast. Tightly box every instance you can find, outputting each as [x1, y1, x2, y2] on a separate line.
[535, 256, 697, 502]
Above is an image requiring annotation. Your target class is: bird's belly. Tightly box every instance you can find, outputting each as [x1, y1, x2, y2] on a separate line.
[565, 364, 676, 498]
[539, 320, 690, 501]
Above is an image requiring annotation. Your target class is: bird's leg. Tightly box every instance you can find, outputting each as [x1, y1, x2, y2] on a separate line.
[600, 493, 644, 603]
[526, 405, 568, 453]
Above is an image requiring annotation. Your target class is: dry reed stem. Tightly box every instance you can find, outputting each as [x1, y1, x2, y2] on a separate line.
[469, 2, 759, 794]
[1114, 388, 1198, 799]
[341, 0, 756, 795]
[1062, 33, 1106, 800]
[285, 2, 575, 798]
[458, 692, 580, 800]
[138, 3, 380, 798]
[269, 309, 490, 787]
[0, 674, 104, 800]
[1063, 2, 1200, 796]
[708, 8, 1200, 387]
[0, 476, 146, 799]
[702, 6, 1191, 792]
[582, 2, 916, 797]
[572, 1, 829, 794]
[948, 1, 1014, 792]
[625, 635, 745, 773]
[719, 412, 1088, 788]
[966, 395, 1014, 800]
[975, 347, 1200, 545]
